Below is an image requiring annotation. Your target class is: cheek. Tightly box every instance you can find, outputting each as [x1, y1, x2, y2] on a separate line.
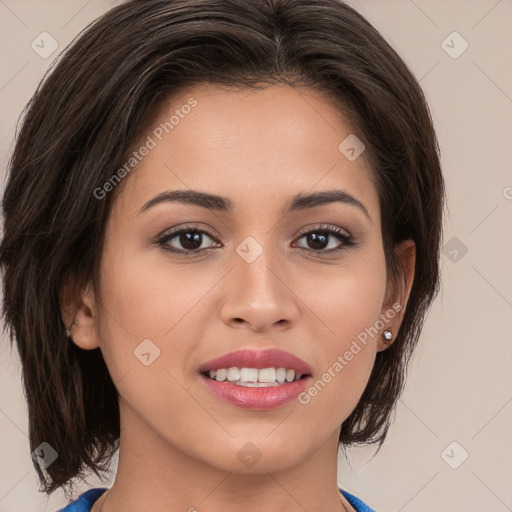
[94, 255, 204, 431]
[95, 242, 223, 396]
[98, 244, 210, 338]
[299, 246, 387, 347]
[295, 249, 387, 415]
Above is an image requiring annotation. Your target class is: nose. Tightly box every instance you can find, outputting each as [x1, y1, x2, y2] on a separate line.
[220, 245, 300, 333]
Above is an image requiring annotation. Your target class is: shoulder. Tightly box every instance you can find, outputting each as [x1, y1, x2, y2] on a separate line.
[56, 488, 108, 512]
[339, 488, 378, 512]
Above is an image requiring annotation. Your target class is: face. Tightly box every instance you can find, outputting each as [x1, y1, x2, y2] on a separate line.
[68, 83, 412, 474]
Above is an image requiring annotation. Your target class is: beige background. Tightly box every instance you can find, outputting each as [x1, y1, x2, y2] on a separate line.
[1, 1, 511, 511]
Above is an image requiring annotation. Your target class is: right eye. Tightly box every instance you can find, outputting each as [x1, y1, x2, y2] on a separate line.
[155, 224, 222, 254]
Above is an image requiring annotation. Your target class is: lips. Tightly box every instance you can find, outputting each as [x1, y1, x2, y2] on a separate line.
[201, 375, 312, 409]
[199, 348, 313, 411]
[198, 348, 312, 374]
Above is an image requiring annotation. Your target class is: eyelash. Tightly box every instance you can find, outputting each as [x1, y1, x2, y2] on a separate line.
[154, 223, 357, 255]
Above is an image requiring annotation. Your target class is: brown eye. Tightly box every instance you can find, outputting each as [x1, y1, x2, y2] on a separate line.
[294, 225, 356, 253]
[156, 226, 220, 253]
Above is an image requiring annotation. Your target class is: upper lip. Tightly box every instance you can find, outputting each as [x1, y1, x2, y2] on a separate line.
[199, 348, 312, 374]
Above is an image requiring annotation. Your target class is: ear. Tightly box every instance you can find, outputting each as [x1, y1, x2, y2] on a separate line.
[59, 273, 101, 350]
[377, 239, 416, 352]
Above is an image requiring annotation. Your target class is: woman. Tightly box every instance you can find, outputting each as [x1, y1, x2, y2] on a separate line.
[0, 0, 444, 511]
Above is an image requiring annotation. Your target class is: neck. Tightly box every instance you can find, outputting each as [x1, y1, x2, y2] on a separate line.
[94, 398, 353, 512]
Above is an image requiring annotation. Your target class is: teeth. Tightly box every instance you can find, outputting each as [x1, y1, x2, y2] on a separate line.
[215, 369, 227, 381]
[240, 368, 258, 382]
[276, 368, 286, 382]
[207, 367, 304, 385]
[258, 368, 276, 383]
[226, 367, 240, 381]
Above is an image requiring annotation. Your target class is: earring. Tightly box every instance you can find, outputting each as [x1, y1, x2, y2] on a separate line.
[382, 330, 393, 343]
[65, 320, 75, 338]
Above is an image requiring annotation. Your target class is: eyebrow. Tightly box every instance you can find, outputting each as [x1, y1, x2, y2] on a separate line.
[138, 189, 370, 220]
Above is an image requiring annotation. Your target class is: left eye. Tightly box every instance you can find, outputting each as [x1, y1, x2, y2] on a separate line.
[293, 226, 355, 252]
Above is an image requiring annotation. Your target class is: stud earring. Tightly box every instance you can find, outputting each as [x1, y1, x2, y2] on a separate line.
[65, 320, 75, 338]
[382, 329, 393, 343]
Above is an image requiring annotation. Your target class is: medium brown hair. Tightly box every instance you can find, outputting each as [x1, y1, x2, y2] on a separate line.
[0, 0, 444, 496]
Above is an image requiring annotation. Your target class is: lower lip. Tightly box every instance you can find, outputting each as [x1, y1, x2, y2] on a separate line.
[201, 374, 312, 410]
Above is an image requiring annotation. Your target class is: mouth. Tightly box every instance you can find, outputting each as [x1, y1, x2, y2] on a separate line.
[201, 366, 309, 387]
[198, 348, 312, 409]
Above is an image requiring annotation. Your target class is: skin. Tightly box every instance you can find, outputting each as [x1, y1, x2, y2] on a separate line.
[61, 83, 415, 512]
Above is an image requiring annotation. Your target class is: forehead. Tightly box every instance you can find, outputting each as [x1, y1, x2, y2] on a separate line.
[113, 83, 379, 221]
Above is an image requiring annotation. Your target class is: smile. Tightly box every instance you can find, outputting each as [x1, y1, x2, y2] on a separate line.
[205, 367, 305, 387]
